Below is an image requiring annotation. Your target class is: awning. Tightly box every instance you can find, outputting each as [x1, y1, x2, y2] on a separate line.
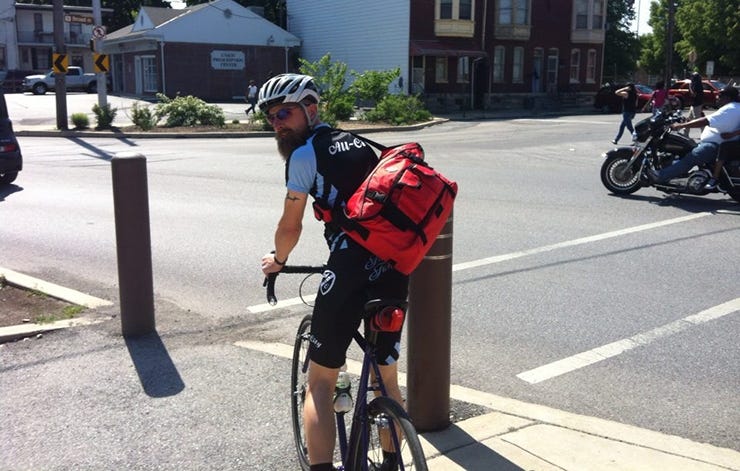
[409, 39, 487, 58]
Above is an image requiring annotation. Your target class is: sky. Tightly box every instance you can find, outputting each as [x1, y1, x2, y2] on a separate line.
[632, 0, 654, 35]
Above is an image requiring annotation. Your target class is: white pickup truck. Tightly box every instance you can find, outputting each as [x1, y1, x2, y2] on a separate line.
[22, 66, 100, 95]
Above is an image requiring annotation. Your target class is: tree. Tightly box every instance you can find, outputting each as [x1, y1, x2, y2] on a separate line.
[674, 0, 740, 76]
[186, 0, 286, 28]
[638, 0, 686, 79]
[603, 0, 641, 82]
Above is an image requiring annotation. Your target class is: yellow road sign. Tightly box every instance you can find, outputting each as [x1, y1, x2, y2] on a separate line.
[94, 54, 110, 73]
[53, 54, 68, 74]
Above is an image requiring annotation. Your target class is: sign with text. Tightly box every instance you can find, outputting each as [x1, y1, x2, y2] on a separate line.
[210, 50, 245, 70]
[64, 14, 93, 25]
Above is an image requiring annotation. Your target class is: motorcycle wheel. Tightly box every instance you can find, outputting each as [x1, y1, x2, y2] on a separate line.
[728, 188, 740, 203]
[600, 154, 642, 195]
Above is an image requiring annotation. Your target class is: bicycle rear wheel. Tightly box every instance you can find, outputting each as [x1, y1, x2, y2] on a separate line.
[290, 315, 312, 471]
[348, 396, 428, 471]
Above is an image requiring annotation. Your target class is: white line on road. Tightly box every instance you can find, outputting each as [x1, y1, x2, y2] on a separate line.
[247, 213, 712, 313]
[452, 212, 711, 272]
[517, 297, 740, 384]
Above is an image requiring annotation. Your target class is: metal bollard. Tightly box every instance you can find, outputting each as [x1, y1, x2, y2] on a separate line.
[111, 152, 155, 336]
[407, 211, 453, 432]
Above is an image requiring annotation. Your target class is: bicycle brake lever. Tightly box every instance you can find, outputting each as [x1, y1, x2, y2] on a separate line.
[264, 272, 278, 305]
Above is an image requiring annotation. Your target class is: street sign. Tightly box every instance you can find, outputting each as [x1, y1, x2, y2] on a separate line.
[53, 54, 68, 74]
[92, 25, 106, 39]
[94, 54, 110, 73]
[64, 14, 93, 25]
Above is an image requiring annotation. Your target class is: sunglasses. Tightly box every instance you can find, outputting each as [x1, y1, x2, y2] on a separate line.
[266, 107, 296, 124]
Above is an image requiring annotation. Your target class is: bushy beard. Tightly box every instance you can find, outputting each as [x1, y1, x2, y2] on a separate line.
[276, 127, 311, 161]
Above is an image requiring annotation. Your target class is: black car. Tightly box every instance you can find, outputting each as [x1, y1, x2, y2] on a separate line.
[0, 90, 22, 185]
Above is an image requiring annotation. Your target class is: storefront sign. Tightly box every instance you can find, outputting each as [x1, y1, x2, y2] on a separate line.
[210, 50, 245, 70]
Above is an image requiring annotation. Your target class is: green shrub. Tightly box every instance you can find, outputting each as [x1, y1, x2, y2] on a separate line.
[299, 54, 355, 126]
[364, 94, 432, 125]
[131, 102, 156, 131]
[350, 68, 400, 105]
[154, 93, 225, 127]
[92, 103, 117, 130]
[250, 111, 272, 131]
[70, 112, 89, 129]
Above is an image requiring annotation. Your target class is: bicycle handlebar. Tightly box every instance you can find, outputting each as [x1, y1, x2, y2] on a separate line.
[263, 265, 325, 305]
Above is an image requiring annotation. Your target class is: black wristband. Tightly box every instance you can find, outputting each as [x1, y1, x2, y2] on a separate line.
[274, 255, 287, 266]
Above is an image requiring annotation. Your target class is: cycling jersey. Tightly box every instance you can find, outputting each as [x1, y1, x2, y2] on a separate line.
[285, 125, 409, 368]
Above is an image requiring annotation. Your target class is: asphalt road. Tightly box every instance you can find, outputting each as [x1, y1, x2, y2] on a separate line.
[1, 110, 739, 455]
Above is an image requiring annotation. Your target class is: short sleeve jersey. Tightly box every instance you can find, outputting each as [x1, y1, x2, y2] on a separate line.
[286, 124, 378, 212]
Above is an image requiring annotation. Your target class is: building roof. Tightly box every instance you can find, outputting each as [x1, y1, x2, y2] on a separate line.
[103, 0, 299, 48]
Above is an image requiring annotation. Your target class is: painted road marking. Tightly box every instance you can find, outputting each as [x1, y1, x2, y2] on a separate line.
[517, 297, 740, 384]
[247, 213, 712, 313]
[452, 212, 710, 272]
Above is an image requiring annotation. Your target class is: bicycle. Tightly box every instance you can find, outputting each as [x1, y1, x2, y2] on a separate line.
[264, 266, 428, 471]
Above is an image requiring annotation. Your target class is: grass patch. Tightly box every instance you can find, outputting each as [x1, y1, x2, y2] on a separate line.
[33, 303, 86, 324]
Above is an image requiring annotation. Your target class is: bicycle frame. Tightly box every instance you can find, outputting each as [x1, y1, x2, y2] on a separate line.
[300, 328, 405, 470]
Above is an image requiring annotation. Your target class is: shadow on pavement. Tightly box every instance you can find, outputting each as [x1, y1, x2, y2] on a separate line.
[0, 183, 22, 201]
[423, 422, 524, 470]
[125, 331, 185, 398]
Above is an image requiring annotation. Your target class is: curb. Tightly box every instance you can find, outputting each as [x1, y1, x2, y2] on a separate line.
[13, 117, 448, 139]
[0, 266, 114, 343]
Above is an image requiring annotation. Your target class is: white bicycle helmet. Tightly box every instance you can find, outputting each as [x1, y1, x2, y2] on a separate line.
[257, 73, 320, 113]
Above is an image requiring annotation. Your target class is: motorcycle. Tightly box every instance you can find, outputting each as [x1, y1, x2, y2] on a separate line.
[600, 110, 740, 203]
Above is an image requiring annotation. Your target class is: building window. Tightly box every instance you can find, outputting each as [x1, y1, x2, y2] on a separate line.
[512, 47, 524, 83]
[457, 56, 470, 83]
[0, 46, 5, 70]
[142, 55, 158, 92]
[34, 13, 43, 32]
[593, 0, 604, 29]
[575, 0, 604, 30]
[440, 0, 453, 19]
[586, 49, 597, 83]
[493, 46, 505, 83]
[570, 49, 580, 83]
[546, 48, 558, 93]
[437, 0, 474, 20]
[435, 57, 448, 83]
[498, 0, 529, 25]
[459, 0, 472, 20]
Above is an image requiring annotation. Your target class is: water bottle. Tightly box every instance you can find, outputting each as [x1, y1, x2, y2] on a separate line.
[333, 366, 353, 413]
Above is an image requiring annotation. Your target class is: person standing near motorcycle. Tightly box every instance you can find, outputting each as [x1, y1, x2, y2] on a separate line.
[647, 86, 740, 184]
[683, 72, 705, 138]
[612, 83, 638, 144]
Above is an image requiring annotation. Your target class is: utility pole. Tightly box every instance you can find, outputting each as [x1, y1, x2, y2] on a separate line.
[92, 0, 107, 108]
[52, 0, 67, 130]
[664, 0, 675, 87]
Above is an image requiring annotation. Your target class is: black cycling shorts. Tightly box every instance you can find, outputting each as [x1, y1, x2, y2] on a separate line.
[308, 235, 409, 369]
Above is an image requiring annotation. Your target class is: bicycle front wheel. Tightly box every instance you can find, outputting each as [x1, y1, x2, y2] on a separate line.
[348, 396, 428, 471]
[290, 315, 312, 471]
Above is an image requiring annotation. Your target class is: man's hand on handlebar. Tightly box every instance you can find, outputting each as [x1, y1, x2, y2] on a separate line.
[261, 252, 284, 275]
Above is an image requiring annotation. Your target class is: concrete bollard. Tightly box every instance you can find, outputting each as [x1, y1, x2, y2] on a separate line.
[111, 152, 155, 336]
[407, 211, 453, 432]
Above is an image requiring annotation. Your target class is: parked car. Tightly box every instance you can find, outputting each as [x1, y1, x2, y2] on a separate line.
[22, 66, 101, 95]
[667, 79, 727, 109]
[594, 83, 653, 113]
[1, 70, 35, 93]
[0, 90, 22, 185]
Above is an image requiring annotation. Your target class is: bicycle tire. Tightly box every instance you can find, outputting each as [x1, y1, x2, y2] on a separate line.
[290, 315, 312, 471]
[348, 396, 428, 471]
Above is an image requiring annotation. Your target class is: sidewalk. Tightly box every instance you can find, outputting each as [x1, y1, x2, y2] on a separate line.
[10, 100, 601, 138]
[1, 268, 738, 470]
